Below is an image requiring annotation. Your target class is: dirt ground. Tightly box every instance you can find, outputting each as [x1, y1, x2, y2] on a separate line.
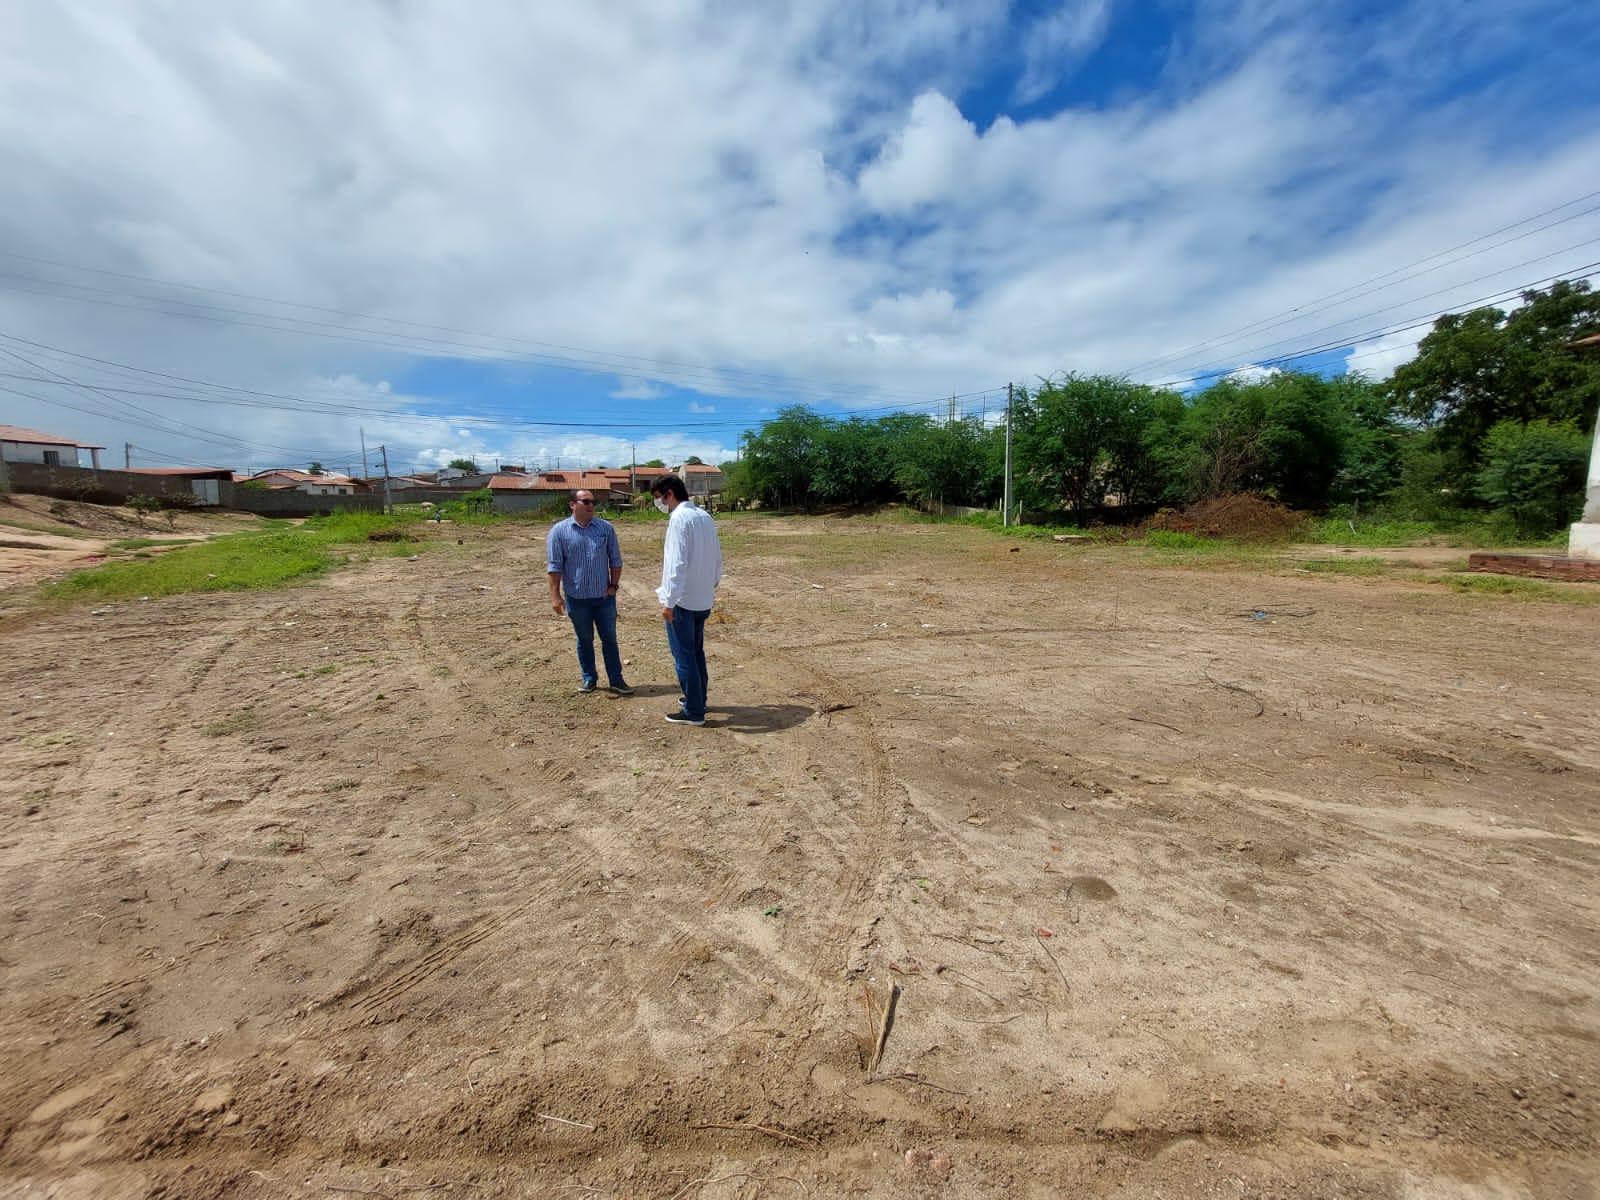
[1, 499, 1597, 1199]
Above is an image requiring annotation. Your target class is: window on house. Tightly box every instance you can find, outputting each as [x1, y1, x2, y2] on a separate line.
[43, 450, 60, 465]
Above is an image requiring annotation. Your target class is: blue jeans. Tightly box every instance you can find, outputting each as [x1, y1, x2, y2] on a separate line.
[665, 605, 710, 720]
[565, 593, 625, 687]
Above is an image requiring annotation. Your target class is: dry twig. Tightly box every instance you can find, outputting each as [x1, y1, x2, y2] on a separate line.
[538, 1112, 596, 1131]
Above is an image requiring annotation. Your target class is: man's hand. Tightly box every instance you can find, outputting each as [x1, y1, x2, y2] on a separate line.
[552, 597, 566, 616]
[660, 606, 674, 622]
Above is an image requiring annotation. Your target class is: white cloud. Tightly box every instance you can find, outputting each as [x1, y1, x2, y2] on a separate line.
[1014, 1, 1112, 107]
[611, 378, 665, 401]
[1224, 365, 1282, 386]
[0, 0, 1596, 471]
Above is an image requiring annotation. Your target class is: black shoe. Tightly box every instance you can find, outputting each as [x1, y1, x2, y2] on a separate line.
[608, 681, 635, 696]
[664, 710, 705, 726]
[578, 680, 597, 693]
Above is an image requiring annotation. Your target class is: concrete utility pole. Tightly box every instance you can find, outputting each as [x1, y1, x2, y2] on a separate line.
[379, 445, 393, 514]
[1003, 382, 1014, 528]
[125, 442, 131, 469]
[361, 428, 371, 483]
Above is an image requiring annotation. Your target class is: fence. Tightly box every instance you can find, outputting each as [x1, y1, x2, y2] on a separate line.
[1, 463, 383, 517]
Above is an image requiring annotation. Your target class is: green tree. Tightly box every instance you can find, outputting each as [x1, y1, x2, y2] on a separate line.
[1011, 376, 1130, 520]
[684, 455, 704, 465]
[1102, 385, 1189, 509]
[894, 414, 995, 508]
[1474, 418, 1589, 538]
[1182, 372, 1350, 508]
[1326, 375, 1406, 510]
[1386, 279, 1600, 469]
[307, 461, 324, 475]
[447, 458, 479, 473]
[740, 406, 825, 508]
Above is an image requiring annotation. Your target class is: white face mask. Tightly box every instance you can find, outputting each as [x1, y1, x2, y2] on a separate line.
[654, 497, 670, 514]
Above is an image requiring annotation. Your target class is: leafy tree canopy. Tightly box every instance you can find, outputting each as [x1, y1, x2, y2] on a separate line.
[446, 458, 479, 472]
[1385, 279, 1600, 467]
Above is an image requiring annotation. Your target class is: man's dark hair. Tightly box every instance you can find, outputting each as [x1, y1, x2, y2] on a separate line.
[652, 474, 688, 502]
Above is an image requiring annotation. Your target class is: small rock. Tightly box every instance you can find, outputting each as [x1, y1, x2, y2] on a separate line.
[193, 1085, 233, 1115]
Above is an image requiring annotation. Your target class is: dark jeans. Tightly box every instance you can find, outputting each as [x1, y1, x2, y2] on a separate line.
[565, 593, 624, 687]
[664, 605, 710, 720]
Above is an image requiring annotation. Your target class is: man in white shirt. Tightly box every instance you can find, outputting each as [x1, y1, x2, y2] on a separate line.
[652, 474, 723, 726]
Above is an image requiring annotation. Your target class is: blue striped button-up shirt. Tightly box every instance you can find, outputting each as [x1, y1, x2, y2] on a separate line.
[547, 516, 622, 599]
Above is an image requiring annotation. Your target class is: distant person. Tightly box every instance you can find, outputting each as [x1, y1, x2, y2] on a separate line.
[547, 490, 633, 696]
[652, 474, 723, 726]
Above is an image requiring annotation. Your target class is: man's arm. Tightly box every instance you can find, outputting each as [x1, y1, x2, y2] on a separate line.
[657, 515, 686, 618]
[547, 525, 566, 614]
[607, 525, 623, 591]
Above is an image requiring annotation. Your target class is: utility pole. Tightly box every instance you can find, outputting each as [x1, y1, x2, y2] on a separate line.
[360, 428, 370, 483]
[379, 445, 393, 514]
[125, 442, 131, 469]
[631, 444, 637, 493]
[1003, 382, 1014, 528]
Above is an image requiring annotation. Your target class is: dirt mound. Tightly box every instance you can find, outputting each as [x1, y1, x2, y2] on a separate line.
[1145, 493, 1308, 542]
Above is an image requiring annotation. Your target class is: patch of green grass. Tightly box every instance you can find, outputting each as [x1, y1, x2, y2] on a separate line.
[203, 709, 260, 737]
[1144, 529, 1209, 550]
[1296, 556, 1386, 576]
[1440, 574, 1600, 603]
[24, 731, 75, 748]
[1308, 514, 1569, 552]
[1305, 518, 1442, 547]
[39, 511, 429, 606]
[0, 515, 98, 539]
[106, 537, 201, 551]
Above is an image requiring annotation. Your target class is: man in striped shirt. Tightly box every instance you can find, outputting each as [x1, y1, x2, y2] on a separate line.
[547, 489, 633, 696]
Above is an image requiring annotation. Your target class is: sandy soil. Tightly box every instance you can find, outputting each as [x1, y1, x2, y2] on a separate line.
[1, 505, 1597, 1199]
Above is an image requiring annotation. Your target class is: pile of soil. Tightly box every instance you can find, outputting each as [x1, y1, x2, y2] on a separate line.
[1144, 493, 1309, 541]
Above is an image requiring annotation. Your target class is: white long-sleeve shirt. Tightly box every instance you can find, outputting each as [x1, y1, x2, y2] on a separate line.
[656, 501, 722, 611]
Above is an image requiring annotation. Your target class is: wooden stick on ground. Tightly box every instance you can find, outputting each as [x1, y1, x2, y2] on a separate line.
[867, 980, 901, 1073]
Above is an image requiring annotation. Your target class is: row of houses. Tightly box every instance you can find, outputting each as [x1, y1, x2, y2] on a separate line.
[1, 424, 725, 510]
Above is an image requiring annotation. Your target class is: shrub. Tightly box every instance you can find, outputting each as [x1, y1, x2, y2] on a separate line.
[1474, 419, 1588, 539]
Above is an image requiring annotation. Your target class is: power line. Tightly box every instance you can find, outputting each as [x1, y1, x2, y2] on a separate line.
[0, 259, 983, 411]
[1153, 259, 1600, 389]
[1119, 188, 1600, 379]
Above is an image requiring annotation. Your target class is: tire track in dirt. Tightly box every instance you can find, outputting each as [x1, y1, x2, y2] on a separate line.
[329, 567, 655, 1023]
[721, 636, 903, 1033]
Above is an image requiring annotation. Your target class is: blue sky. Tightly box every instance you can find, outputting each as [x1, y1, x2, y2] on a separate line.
[1, 0, 1597, 476]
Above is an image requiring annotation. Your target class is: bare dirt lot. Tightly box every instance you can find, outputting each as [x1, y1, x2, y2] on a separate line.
[2, 505, 1597, 1199]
